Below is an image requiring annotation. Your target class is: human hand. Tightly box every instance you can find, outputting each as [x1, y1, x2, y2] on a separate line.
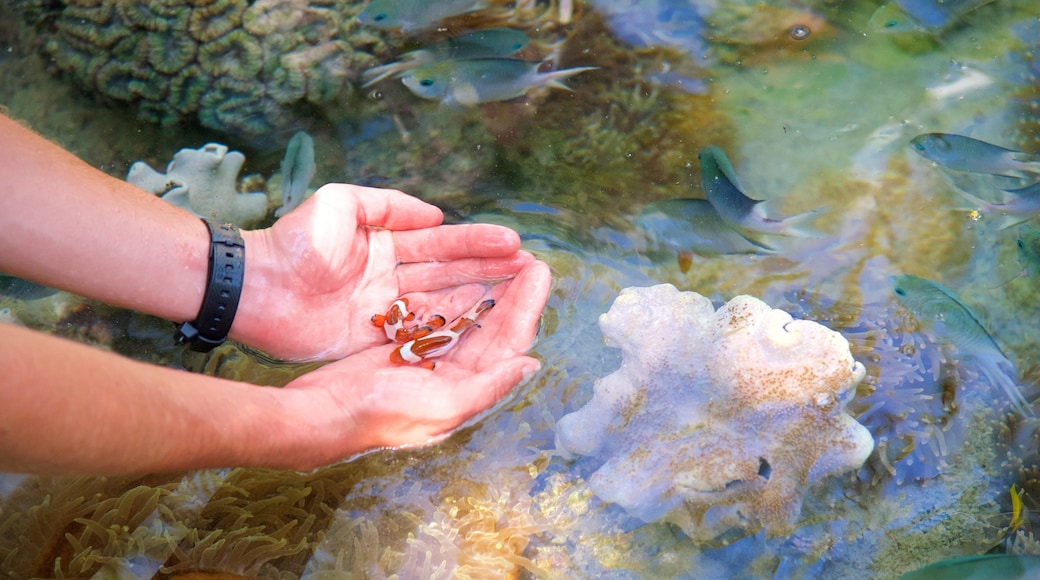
[232, 184, 534, 361]
[277, 259, 551, 465]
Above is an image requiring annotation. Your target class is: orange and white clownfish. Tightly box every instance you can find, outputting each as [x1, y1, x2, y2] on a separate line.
[390, 298, 495, 370]
[371, 298, 448, 343]
[371, 298, 415, 342]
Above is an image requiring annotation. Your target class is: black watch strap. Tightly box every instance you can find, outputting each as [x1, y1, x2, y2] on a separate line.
[174, 219, 245, 352]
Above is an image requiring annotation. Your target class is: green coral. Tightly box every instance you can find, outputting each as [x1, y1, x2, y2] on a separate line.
[167, 63, 209, 114]
[187, 0, 247, 42]
[11, 0, 389, 139]
[144, 29, 198, 75]
[116, 1, 186, 32]
[93, 59, 141, 101]
[198, 29, 263, 80]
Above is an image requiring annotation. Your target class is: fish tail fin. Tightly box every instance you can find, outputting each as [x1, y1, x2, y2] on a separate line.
[539, 66, 598, 91]
[978, 357, 1034, 416]
[957, 189, 1032, 230]
[986, 268, 1028, 290]
[361, 64, 395, 87]
[764, 205, 827, 238]
[1010, 152, 1040, 175]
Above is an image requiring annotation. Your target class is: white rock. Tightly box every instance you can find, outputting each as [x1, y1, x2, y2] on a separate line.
[555, 284, 873, 541]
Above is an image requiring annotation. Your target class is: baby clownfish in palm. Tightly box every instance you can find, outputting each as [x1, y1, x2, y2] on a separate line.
[373, 297, 495, 370]
[371, 298, 416, 342]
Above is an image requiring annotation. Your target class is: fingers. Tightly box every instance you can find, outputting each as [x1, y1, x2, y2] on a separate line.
[310, 184, 443, 230]
[484, 260, 552, 354]
[394, 251, 535, 291]
[393, 224, 521, 262]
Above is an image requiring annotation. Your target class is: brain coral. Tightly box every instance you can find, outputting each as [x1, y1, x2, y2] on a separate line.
[555, 284, 873, 542]
[12, 0, 386, 138]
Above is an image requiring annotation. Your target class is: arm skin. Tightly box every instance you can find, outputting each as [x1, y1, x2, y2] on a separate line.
[0, 113, 552, 475]
[0, 260, 549, 475]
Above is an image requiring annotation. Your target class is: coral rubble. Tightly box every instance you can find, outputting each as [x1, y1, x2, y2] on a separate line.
[555, 284, 873, 541]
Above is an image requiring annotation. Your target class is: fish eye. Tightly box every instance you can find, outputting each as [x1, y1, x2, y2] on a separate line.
[894, 287, 906, 296]
[790, 25, 811, 41]
[419, 79, 435, 87]
[912, 142, 925, 152]
[373, 13, 387, 21]
[884, 20, 899, 28]
[1018, 239, 1025, 249]
[512, 43, 523, 50]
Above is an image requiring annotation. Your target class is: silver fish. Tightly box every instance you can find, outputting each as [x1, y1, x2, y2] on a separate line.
[637, 198, 776, 259]
[890, 273, 1032, 415]
[955, 181, 1040, 230]
[401, 58, 596, 107]
[275, 131, 315, 218]
[909, 133, 1040, 179]
[358, 0, 489, 34]
[362, 28, 530, 87]
[698, 146, 818, 236]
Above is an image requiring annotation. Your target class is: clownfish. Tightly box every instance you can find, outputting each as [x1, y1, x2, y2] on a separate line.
[390, 298, 495, 369]
[371, 298, 416, 342]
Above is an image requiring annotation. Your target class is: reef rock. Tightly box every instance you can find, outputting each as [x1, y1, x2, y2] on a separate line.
[128, 143, 268, 227]
[555, 284, 873, 541]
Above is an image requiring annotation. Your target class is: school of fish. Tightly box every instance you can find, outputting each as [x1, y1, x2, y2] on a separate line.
[357, 2, 594, 106]
[902, 131, 1040, 416]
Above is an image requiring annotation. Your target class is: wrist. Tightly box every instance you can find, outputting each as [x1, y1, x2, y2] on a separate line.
[175, 220, 245, 352]
[228, 228, 284, 353]
[267, 383, 372, 470]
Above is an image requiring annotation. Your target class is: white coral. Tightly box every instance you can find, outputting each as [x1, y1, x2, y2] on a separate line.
[127, 143, 269, 228]
[555, 284, 873, 541]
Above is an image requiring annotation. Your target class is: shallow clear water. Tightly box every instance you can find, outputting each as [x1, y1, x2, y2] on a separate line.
[2, 0, 1040, 578]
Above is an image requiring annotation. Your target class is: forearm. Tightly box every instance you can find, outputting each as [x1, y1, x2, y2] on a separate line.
[0, 114, 209, 324]
[0, 323, 336, 475]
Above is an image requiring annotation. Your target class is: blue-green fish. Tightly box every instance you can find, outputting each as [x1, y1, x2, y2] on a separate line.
[698, 146, 818, 236]
[358, 0, 489, 34]
[868, 0, 996, 35]
[1017, 224, 1040, 280]
[890, 274, 1032, 416]
[636, 198, 776, 268]
[0, 274, 58, 300]
[363, 28, 530, 87]
[954, 181, 1040, 230]
[400, 59, 596, 107]
[909, 133, 1040, 179]
[868, 3, 928, 34]
[901, 554, 1040, 580]
[275, 131, 315, 218]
